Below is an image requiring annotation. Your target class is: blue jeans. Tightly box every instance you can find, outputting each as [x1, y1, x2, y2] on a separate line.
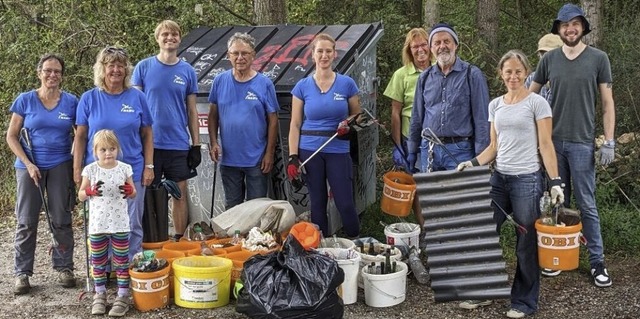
[554, 140, 603, 267]
[419, 139, 474, 172]
[490, 171, 542, 315]
[219, 165, 268, 210]
[127, 181, 145, 260]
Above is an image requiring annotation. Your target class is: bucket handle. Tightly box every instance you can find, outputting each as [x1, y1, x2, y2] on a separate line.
[362, 273, 405, 300]
[579, 232, 588, 246]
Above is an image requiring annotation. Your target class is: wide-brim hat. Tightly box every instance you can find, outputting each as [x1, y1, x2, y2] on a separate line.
[551, 3, 591, 35]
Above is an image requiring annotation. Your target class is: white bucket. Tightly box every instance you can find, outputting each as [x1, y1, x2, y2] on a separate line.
[384, 223, 420, 248]
[361, 260, 408, 307]
[319, 237, 356, 250]
[356, 243, 402, 289]
[316, 248, 361, 305]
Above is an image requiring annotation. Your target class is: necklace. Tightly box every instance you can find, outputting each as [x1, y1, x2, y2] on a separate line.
[313, 72, 335, 94]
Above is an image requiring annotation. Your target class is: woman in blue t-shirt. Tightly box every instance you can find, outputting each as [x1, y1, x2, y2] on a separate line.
[287, 33, 362, 238]
[73, 47, 154, 299]
[6, 54, 78, 295]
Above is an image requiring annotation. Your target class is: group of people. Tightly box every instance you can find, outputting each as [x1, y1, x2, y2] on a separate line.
[7, 2, 616, 318]
[384, 3, 614, 319]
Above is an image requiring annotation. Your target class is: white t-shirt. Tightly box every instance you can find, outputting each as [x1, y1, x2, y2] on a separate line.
[81, 161, 133, 235]
[488, 93, 552, 175]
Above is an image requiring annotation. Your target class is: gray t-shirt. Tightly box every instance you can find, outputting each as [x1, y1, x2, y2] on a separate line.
[489, 93, 552, 175]
[532, 46, 612, 142]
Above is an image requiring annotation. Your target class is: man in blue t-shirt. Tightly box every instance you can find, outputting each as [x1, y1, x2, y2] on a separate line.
[207, 32, 279, 209]
[132, 20, 200, 240]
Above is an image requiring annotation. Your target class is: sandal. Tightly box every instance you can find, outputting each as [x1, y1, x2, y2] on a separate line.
[108, 295, 130, 317]
[91, 293, 107, 315]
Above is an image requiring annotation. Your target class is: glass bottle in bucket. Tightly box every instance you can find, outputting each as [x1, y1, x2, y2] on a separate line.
[230, 229, 243, 245]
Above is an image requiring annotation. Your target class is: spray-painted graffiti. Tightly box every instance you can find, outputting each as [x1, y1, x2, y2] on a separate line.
[193, 61, 211, 75]
[253, 34, 350, 69]
[200, 53, 218, 61]
[262, 64, 281, 80]
[186, 47, 205, 56]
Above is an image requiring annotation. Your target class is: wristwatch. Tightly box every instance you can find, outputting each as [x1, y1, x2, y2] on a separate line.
[145, 164, 154, 169]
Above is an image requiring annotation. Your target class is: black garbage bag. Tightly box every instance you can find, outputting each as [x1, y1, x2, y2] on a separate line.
[236, 235, 345, 318]
[142, 185, 169, 242]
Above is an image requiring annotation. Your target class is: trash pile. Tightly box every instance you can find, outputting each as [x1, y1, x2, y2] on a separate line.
[130, 250, 169, 272]
[242, 227, 279, 252]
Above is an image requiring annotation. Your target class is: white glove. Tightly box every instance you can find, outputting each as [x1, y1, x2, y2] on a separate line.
[456, 158, 479, 172]
[456, 161, 473, 172]
[550, 185, 564, 205]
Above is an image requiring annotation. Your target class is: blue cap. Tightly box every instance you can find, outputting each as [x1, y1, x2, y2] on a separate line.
[551, 3, 591, 35]
[429, 22, 459, 46]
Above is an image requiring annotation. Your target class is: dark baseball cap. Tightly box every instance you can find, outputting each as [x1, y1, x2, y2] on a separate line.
[551, 3, 591, 35]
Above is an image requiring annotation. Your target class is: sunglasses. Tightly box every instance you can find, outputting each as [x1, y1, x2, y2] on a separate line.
[104, 46, 128, 57]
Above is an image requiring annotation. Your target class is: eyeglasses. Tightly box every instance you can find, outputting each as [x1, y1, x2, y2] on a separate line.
[104, 46, 128, 57]
[228, 51, 253, 58]
[410, 43, 429, 50]
[42, 69, 62, 75]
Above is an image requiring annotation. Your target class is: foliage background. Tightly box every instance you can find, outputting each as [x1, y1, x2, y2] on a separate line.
[1, 0, 638, 253]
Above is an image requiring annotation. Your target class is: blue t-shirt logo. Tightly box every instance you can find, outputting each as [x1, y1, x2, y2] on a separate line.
[333, 93, 346, 101]
[245, 91, 258, 101]
[58, 112, 72, 121]
[173, 75, 186, 85]
[120, 104, 135, 113]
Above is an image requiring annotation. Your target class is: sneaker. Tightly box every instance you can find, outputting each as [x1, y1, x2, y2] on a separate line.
[57, 269, 76, 288]
[591, 262, 612, 287]
[541, 268, 562, 277]
[459, 300, 492, 310]
[506, 308, 526, 318]
[108, 295, 130, 317]
[91, 293, 107, 315]
[13, 274, 30, 295]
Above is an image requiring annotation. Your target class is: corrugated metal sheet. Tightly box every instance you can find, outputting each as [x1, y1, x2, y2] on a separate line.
[414, 166, 511, 302]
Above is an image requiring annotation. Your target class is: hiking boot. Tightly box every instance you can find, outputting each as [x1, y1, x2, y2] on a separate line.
[91, 293, 107, 315]
[591, 262, 612, 287]
[541, 268, 562, 277]
[459, 300, 492, 310]
[506, 308, 526, 318]
[108, 295, 130, 317]
[57, 269, 76, 288]
[13, 274, 30, 295]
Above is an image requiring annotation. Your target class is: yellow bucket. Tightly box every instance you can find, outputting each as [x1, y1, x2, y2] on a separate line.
[172, 256, 232, 309]
[535, 220, 582, 270]
[380, 171, 416, 217]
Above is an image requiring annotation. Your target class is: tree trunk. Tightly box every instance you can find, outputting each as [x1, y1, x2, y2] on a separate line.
[476, 0, 499, 49]
[407, 0, 423, 27]
[423, 0, 439, 30]
[581, 0, 601, 47]
[253, 0, 287, 25]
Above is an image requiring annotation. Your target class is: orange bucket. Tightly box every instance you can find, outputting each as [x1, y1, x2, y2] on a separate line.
[535, 220, 582, 270]
[225, 250, 258, 297]
[380, 171, 416, 217]
[289, 222, 321, 250]
[154, 250, 184, 299]
[129, 264, 171, 312]
[163, 241, 201, 257]
[142, 240, 171, 251]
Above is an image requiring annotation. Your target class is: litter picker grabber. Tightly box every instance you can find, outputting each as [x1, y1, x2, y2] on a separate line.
[209, 142, 218, 227]
[421, 127, 462, 166]
[82, 200, 93, 294]
[19, 127, 59, 248]
[298, 113, 363, 171]
[361, 108, 411, 168]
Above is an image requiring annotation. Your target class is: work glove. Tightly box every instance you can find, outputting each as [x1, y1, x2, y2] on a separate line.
[118, 182, 135, 199]
[187, 145, 202, 169]
[596, 142, 615, 166]
[336, 120, 351, 140]
[549, 178, 565, 206]
[85, 180, 104, 197]
[456, 158, 480, 172]
[287, 155, 301, 180]
[407, 153, 417, 172]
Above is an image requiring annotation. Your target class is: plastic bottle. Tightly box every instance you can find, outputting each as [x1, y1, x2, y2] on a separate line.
[230, 230, 243, 245]
[408, 246, 429, 285]
[192, 223, 206, 241]
[540, 191, 553, 225]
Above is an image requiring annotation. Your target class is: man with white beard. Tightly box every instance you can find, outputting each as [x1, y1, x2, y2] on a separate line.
[529, 3, 615, 288]
[407, 22, 489, 173]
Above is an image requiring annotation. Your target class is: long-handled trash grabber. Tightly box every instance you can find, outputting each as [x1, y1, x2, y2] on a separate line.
[421, 127, 462, 166]
[491, 199, 527, 235]
[82, 200, 93, 293]
[209, 142, 218, 227]
[19, 127, 59, 248]
[298, 113, 363, 170]
[361, 108, 411, 168]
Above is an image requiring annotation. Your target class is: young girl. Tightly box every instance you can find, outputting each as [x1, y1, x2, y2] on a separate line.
[78, 129, 136, 317]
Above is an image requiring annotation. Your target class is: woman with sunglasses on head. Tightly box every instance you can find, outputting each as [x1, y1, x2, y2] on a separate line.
[287, 33, 362, 238]
[73, 47, 153, 312]
[6, 53, 78, 295]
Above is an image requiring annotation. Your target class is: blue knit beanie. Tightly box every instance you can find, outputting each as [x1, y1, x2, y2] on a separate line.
[429, 23, 459, 45]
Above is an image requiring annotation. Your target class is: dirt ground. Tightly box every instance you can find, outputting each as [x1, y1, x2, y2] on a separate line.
[2, 212, 640, 319]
